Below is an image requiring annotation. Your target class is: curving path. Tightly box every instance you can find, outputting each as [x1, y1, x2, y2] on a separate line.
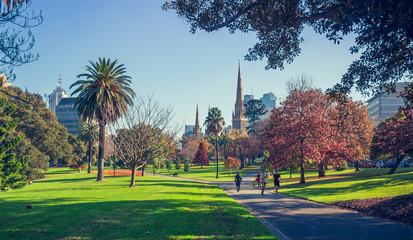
[155, 169, 413, 240]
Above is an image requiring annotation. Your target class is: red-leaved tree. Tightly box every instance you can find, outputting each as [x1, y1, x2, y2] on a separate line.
[194, 142, 209, 168]
[264, 89, 344, 183]
[224, 157, 240, 176]
[374, 84, 413, 174]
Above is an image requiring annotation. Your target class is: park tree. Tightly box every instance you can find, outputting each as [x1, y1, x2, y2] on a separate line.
[70, 57, 135, 182]
[69, 137, 87, 173]
[264, 89, 338, 183]
[246, 135, 264, 164]
[218, 134, 232, 160]
[111, 96, 177, 187]
[165, 159, 172, 173]
[229, 132, 250, 169]
[178, 140, 199, 161]
[245, 99, 267, 134]
[204, 107, 225, 178]
[224, 157, 240, 176]
[374, 84, 413, 174]
[329, 96, 374, 171]
[193, 142, 209, 168]
[0, 96, 30, 191]
[184, 158, 191, 175]
[163, 0, 412, 95]
[78, 121, 98, 174]
[175, 158, 182, 173]
[7, 86, 74, 168]
[0, 0, 42, 80]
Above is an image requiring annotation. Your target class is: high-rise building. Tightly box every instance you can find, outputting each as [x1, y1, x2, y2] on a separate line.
[244, 94, 254, 104]
[55, 97, 80, 135]
[232, 63, 248, 133]
[260, 92, 279, 108]
[366, 82, 409, 125]
[49, 74, 69, 113]
[184, 125, 195, 137]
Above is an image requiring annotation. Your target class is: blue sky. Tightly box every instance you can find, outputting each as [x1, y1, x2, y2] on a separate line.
[12, 0, 367, 128]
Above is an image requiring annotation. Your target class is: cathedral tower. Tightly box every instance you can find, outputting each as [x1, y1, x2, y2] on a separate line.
[193, 104, 203, 138]
[232, 63, 248, 133]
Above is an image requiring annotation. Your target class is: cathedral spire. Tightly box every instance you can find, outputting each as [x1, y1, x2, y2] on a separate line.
[193, 104, 202, 138]
[232, 62, 248, 133]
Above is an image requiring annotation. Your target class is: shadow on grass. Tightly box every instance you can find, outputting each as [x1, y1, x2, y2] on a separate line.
[0, 197, 275, 240]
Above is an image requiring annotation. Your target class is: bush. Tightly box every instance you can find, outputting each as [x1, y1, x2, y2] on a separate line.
[25, 168, 44, 180]
[335, 160, 349, 171]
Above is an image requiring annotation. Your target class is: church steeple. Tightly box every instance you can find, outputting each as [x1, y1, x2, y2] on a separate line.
[232, 62, 248, 133]
[193, 104, 202, 138]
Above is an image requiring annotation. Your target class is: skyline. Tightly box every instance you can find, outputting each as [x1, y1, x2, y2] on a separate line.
[10, 0, 369, 128]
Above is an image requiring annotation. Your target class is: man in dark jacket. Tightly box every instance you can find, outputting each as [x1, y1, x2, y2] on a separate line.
[235, 171, 242, 192]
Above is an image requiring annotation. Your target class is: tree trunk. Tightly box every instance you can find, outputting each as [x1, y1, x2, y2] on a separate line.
[289, 167, 292, 178]
[216, 134, 219, 179]
[141, 164, 146, 176]
[355, 161, 360, 172]
[387, 153, 403, 175]
[240, 157, 245, 170]
[97, 120, 106, 181]
[87, 142, 93, 174]
[300, 160, 306, 184]
[130, 165, 137, 187]
[318, 163, 325, 177]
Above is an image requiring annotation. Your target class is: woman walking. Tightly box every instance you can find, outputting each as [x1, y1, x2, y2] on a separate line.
[261, 171, 268, 195]
[256, 172, 261, 187]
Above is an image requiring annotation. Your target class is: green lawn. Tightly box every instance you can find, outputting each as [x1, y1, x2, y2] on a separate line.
[270, 167, 413, 204]
[150, 162, 258, 182]
[0, 168, 277, 240]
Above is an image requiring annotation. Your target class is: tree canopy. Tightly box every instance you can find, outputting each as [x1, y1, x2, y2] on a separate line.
[163, 0, 412, 95]
[0, 0, 42, 80]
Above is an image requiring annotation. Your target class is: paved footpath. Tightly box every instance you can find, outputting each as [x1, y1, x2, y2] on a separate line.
[155, 169, 413, 240]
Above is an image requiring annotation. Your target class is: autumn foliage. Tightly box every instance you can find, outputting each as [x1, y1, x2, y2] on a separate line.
[264, 89, 355, 183]
[194, 142, 209, 168]
[224, 157, 240, 176]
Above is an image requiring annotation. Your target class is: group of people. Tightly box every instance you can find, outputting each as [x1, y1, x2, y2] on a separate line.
[234, 169, 281, 195]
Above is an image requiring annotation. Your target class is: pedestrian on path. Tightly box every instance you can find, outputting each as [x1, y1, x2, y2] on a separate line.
[235, 171, 242, 192]
[256, 173, 261, 187]
[261, 171, 268, 195]
[273, 169, 281, 193]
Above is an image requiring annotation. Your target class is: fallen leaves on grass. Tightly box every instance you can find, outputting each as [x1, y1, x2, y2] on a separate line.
[333, 194, 413, 225]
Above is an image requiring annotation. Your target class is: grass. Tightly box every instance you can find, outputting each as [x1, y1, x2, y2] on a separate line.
[268, 167, 413, 204]
[0, 168, 277, 240]
[149, 162, 259, 182]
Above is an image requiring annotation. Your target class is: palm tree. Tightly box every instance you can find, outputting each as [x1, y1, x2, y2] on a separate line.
[78, 121, 99, 174]
[204, 107, 225, 178]
[70, 57, 135, 181]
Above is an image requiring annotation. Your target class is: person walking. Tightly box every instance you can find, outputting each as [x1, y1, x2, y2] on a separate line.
[261, 171, 268, 195]
[273, 169, 281, 193]
[235, 171, 242, 192]
[256, 173, 261, 187]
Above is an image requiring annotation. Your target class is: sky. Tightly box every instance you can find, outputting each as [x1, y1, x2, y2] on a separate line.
[11, 0, 368, 129]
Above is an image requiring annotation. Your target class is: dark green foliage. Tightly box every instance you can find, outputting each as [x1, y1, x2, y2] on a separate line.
[175, 158, 182, 172]
[0, 97, 29, 191]
[165, 159, 172, 172]
[245, 99, 267, 124]
[184, 158, 191, 175]
[7, 87, 75, 168]
[164, 0, 412, 95]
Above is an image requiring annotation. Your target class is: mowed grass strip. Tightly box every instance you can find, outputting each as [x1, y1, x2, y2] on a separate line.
[0, 168, 277, 240]
[151, 162, 258, 182]
[269, 167, 413, 204]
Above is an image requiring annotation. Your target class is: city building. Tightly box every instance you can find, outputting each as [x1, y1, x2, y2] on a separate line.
[232, 63, 248, 133]
[49, 74, 69, 113]
[244, 94, 254, 104]
[366, 82, 409, 125]
[260, 92, 280, 108]
[184, 125, 194, 137]
[55, 97, 80, 135]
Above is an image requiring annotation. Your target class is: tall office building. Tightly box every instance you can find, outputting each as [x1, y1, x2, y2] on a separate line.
[366, 82, 409, 125]
[49, 74, 69, 113]
[260, 92, 279, 108]
[244, 94, 254, 104]
[232, 63, 248, 133]
[55, 97, 80, 135]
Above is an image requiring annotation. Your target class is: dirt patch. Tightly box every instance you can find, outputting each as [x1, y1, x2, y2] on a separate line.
[333, 194, 413, 225]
